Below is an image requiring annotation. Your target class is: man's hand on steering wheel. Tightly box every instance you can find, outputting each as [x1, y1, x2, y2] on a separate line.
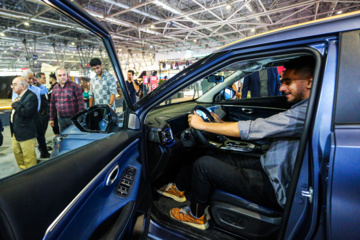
[210, 112, 224, 123]
[188, 111, 206, 130]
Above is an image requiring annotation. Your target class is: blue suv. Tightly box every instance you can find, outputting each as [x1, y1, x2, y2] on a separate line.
[0, 1, 359, 240]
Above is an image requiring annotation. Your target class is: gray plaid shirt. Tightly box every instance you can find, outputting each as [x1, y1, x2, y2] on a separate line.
[238, 98, 308, 207]
[89, 70, 118, 108]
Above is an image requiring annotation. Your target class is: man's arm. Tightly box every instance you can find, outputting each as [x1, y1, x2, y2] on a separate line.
[89, 79, 94, 107]
[12, 93, 38, 118]
[109, 76, 118, 105]
[188, 113, 240, 137]
[133, 80, 140, 92]
[39, 84, 49, 94]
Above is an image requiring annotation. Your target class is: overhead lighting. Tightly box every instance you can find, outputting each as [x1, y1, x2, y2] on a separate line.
[73, 51, 76, 53]
[42, 53, 45, 56]
[24, 22, 30, 26]
[71, 42, 75, 45]
[193, 39, 197, 42]
[226, 4, 231, 9]
[337, 10, 343, 14]
[151, 24, 155, 28]
[106, 17, 135, 27]
[154, 0, 182, 15]
[10, 47, 13, 49]
[150, 45, 153, 48]
[0, 33, 5, 36]
[4, 51, 6, 53]
[251, 29, 255, 32]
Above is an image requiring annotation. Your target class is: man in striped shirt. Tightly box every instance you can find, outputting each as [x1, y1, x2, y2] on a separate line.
[49, 68, 85, 132]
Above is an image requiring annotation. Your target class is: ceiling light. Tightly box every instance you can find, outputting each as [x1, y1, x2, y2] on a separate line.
[71, 42, 75, 45]
[73, 51, 76, 53]
[150, 45, 153, 48]
[337, 10, 343, 14]
[4, 51, 6, 53]
[24, 22, 30, 26]
[251, 29, 255, 32]
[194, 39, 197, 42]
[42, 53, 45, 56]
[10, 47, 13, 49]
[151, 24, 155, 28]
[0, 33, 5, 36]
[154, 0, 182, 15]
[226, 4, 231, 9]
[35, 61, 37, 63]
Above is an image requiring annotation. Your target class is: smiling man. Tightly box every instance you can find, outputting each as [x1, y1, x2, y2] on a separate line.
[157, 56, 315, 230]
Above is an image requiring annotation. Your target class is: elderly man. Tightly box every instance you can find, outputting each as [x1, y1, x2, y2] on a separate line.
[12, 70, 50, 158]
[49, 68, 84, 132]
[10, 77, 38, 169]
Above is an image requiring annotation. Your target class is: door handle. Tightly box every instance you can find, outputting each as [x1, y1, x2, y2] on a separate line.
[242, 108, 254, 114]
[106, 165, 119, 186]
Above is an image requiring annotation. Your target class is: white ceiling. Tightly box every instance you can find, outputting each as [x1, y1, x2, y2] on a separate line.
[0, 0, 359, 71]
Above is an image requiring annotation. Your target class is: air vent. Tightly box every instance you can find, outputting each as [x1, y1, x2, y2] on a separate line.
[161, 128, 174, 144]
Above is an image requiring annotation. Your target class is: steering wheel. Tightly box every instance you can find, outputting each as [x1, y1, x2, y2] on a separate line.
[191, 105, 225, 146]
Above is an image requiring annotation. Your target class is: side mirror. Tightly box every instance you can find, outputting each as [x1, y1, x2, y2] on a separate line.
[219, 87, 236, 100]
[208, 75, 224, 83]
[71, 105, 119, 133]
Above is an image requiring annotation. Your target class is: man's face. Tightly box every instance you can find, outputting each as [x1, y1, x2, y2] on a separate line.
[40, 74, 46, 84]
[127, 72, 133, 81]
[280, 69, 312, 104]
[56, 69, 68, 85]
[11, 78, 25, 95]
[26, 73, 35, 85]
[91, 65, 103, 76]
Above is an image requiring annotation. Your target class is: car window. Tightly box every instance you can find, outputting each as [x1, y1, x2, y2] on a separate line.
[0, 3, 126, 180]
[159, 60, 285, 106]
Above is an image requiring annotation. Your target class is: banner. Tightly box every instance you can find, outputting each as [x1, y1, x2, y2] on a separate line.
[150, 76, 157, 91]
[143, 76, 149, 84]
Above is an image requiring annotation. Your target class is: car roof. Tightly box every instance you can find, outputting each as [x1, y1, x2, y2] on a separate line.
[218, 10, 360, 52]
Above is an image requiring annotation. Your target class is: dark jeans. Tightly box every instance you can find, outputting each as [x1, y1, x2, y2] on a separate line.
[58, 116, 73, 132]
[176, 151, 279, 217]
[37, 112, 49, 154]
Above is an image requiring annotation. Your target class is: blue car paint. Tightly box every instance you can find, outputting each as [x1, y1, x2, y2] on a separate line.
[52, 125, 113, 157]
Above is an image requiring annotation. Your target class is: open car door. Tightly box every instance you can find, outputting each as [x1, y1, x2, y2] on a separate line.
[0, 1, 145, 239]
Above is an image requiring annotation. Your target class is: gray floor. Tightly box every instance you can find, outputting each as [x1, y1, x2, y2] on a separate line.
[0, 123, 55, 180]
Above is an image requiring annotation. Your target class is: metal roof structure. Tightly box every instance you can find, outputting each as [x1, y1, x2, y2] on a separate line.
[0, 0, 360, 71]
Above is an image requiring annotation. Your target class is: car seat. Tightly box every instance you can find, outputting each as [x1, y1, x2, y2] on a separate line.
[210, 189, 282, 239]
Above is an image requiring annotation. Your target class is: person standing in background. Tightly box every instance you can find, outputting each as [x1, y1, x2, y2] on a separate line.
[10, 77, 38, 169]
[83, 87, 89, 108]
[49, 68, 84, 132]
[89, 58, 117, 110]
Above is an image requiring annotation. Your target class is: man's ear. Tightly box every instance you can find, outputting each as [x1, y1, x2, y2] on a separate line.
[306, 77, 313, 89]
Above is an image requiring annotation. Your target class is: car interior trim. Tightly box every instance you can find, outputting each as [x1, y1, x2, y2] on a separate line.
[44, 139, 140, 235]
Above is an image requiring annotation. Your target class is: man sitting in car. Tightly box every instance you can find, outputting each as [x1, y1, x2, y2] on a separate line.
[157, 56, 315, 230]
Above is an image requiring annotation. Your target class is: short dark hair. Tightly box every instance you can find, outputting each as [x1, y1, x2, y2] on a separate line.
[128, 70, 135, 76]
[284, 56, 315, 77]
[90, 58, 102, 67]
[35, 72, 45, 78]
[49, 73, 56, 79]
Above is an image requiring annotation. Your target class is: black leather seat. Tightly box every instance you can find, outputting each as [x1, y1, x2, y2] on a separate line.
[210, 189, 282, 239]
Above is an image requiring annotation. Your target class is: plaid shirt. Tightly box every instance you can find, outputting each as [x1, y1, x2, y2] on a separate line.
[49, 80, 85, 120]
[89, 70, 118, 107]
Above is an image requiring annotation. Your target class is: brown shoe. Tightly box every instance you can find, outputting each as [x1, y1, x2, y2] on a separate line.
[157, 183, 186, 202]
[170, 206, 209, 230]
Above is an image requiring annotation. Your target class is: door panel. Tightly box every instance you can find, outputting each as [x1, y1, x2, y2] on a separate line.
[221, 96, 290, 122]
[0, 131, 140, 240]
[44, 140, 141, 240]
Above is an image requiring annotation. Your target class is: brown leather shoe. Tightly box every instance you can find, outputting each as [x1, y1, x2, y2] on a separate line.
[170, 206, 209, 230]
[157, 183, 186, 202]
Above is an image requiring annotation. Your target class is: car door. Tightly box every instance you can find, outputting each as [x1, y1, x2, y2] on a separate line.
[0, 1, 145, 240]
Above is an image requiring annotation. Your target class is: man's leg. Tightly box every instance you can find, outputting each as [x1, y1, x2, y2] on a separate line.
[12, 136, 25, 169]
[58, 116, 73, 132]
[20, 138, 37, 169]
[37, 113, 50, 158]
